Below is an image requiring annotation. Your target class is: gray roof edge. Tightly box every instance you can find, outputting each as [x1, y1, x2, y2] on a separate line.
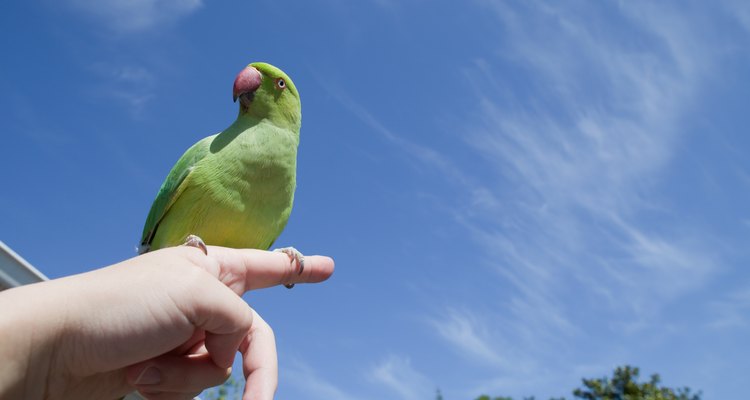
[0, 240, 49, 289]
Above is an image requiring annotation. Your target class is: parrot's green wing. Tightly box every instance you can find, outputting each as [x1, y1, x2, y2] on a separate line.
[139, 135, 214, 253]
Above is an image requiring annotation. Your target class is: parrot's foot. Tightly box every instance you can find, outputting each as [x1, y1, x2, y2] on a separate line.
[273, 247, 305, 289]
[183, 234, 208, 255]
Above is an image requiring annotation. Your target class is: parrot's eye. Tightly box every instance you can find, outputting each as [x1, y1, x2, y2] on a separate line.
[275, 78, 286, 90]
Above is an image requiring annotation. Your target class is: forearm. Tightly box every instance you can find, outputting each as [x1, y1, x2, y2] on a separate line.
[0, 282, 59, 400]
[0, 273, 132, 400]
[0, 256, 199, 400]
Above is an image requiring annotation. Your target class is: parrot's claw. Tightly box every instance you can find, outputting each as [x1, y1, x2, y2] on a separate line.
[273, 247, 305, 289]
[183, 234, 208, 255]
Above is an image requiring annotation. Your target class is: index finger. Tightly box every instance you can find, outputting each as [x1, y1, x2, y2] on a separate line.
[201, 246, 335, 294]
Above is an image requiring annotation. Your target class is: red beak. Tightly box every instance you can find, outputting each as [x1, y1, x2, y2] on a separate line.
[232, 66, 262, 102]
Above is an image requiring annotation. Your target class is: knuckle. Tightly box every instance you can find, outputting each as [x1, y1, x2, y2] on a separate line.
[280, 258, 296, 286]
[258, 320, 275, 339]
[252, 312, 275, 339]
[179, 263, 212, 291]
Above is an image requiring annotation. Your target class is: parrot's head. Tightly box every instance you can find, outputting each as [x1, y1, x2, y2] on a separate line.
[233, 62, 301, 132]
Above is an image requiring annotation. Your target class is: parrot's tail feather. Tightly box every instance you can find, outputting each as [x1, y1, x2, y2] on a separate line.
[136, 243, 150, 254]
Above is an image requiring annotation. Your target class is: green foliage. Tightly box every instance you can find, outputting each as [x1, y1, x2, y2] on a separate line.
[474, 365, 701, 400]
[205, 364, 700, 400]
[572, 365, 701, 400]
[202, 376, 243, 400]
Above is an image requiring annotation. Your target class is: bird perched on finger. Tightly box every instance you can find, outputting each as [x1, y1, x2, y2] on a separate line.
[139, 62, 304, 285]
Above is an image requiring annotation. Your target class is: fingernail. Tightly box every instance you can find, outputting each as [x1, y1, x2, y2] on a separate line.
[135, 366, 161, 385]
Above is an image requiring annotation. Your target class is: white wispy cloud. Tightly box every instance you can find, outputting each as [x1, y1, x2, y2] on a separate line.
[68, 0, 202, 33]
[369, 355, 433, 400]
[284, 359, 363, 400]
[333, 0, 731, 395]
[64, 0, 201, 112]
[88, 62, 157, 116]
[428, 308, 507, 368]
[463, 0, 720, 325]
[322, 84, 476, 189]
[315, 1, 750, 398]
[707, 284, 750, 330]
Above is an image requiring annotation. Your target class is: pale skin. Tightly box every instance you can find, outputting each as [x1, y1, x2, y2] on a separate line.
[0, 246, 335, 400]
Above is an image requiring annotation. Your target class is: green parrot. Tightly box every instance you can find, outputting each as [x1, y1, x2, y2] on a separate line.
[138, 62, 304, 283]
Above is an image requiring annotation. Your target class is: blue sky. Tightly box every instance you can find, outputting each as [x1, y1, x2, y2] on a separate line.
[2, 0, 750, 399]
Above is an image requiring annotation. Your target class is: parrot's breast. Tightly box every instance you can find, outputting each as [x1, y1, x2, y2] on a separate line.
[152, 122, 298, 250]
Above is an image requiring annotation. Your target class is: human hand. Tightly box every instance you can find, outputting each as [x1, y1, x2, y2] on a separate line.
[0, 246, 334, 400]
